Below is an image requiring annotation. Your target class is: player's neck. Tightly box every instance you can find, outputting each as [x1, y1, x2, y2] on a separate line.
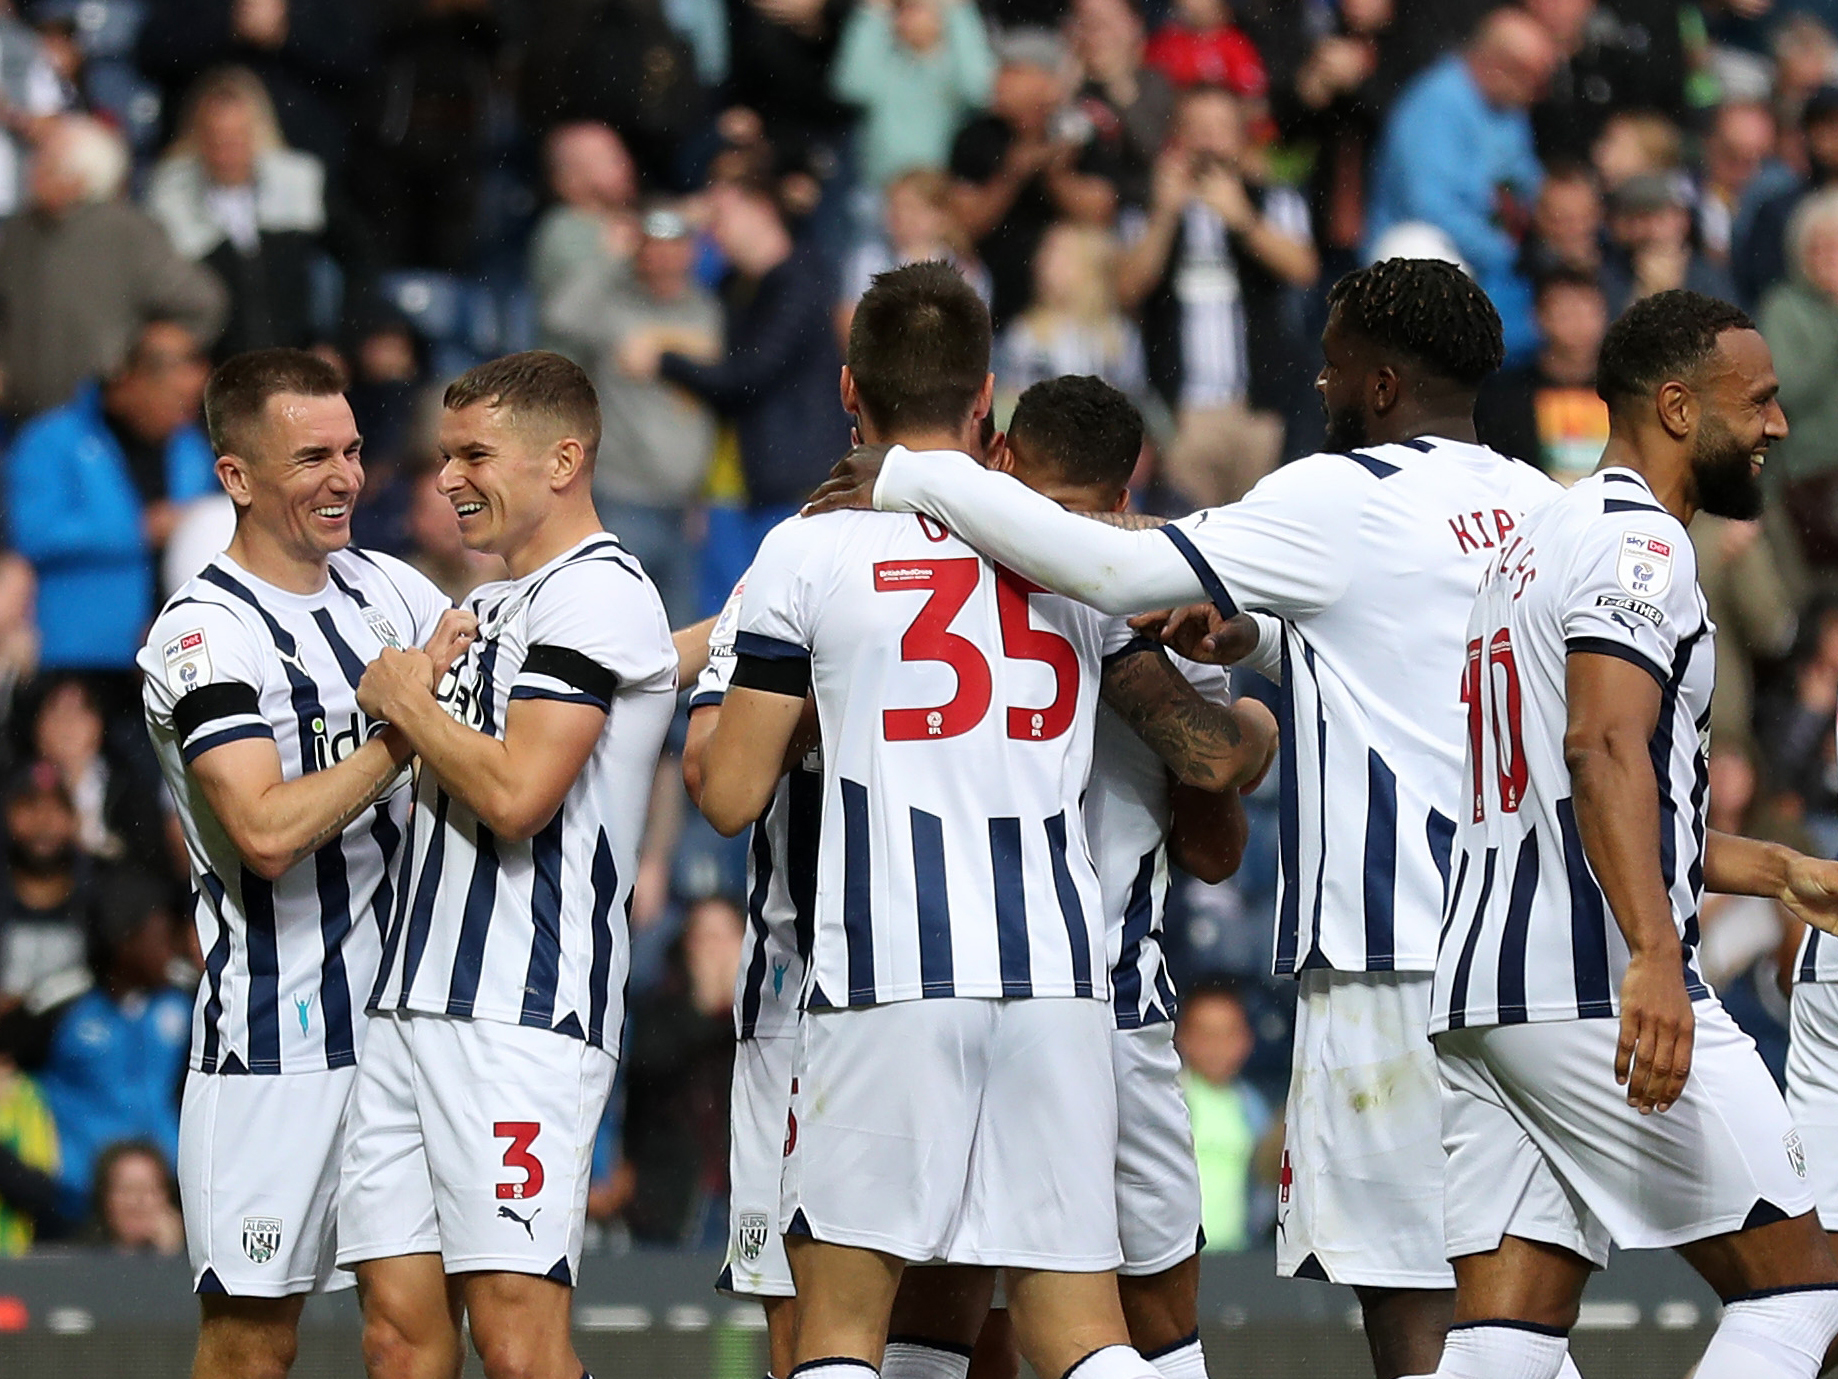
[858, 421, 976, 455]
[224, 525, 330, 597]
[1596, 436, 1693, 524]
[501, 503, 606, 580]
[1368, 410, 1478, 447]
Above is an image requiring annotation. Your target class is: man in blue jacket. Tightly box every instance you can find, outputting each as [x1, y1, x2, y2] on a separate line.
[5, 318, 214, 675]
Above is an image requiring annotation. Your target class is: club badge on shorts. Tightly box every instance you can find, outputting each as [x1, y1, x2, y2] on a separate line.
[242, 1216, 283, 1265]
[737, 1212, 770, 1264]
[1617, 531, 1674, 598]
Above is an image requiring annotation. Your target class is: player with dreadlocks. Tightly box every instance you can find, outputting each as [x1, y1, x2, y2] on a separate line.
[804, 258, 1575, 1379]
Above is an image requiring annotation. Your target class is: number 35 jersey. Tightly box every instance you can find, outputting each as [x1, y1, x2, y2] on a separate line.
[1431, 468, 1714, 1035]
[737, 509, 1128, 1010]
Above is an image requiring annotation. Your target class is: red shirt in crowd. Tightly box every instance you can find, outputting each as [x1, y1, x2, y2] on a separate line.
[1143, 22, 1267, 97]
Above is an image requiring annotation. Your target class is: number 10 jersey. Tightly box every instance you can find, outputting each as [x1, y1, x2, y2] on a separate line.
[737, 508, 1127, 1010]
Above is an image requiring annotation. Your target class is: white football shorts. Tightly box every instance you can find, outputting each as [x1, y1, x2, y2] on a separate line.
[1276, 970, 1453, 1288]
[780, 996, 1120, 1270]
[1439, 997, 1815, 1268]
[180, 1066, 357, 1297]
[336, 1011, 617, 1281]
[1113, 1021, 1203, 1276]
[719, 1032, 797, 1298]
[1787, 981, 1838, 1230]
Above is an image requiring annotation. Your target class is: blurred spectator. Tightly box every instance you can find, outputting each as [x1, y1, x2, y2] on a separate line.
[529, 122, 640, 346]
[145, 66, 371, 360]
[1142, 0, 1267, 97]
[1474, 266, 1609, 483]
[1118, 85, 1315, 508]
[30, 676, 167, 873]
[0, 1056, 57, 1252]
[831, 0, 996, 193]
[838, 168, 991, 343]
[1600, 172, 1735, 312]
[137, 0, 373, 173]
[1760, 188, 1838, 491]
[1740, 86, 1838, 308]
[0, 762, 92, 1008]
[549, 203, 722, 625]
[995, 221, 1145, 412]
[950, 30, 1121, 328]
[87, 1138, 182, 1254]
[1589, 106, 1683, 193]
[1694, 514, 1796, 756]
[1, 868, 188, 1225]
[1524, 0, 1686, 163]
[1696, 100, 1780, 267]
[1763, 600, 1838, 851]
[1066, 0, 1175, 211]
[5, 318, 214, 675]
[725, 0, 855, 161]
[1176, 978, 1272, 1254]
[629, 174, 848, 606]
[1519, 159, 1604, 279]
[619, 894, 743, 1245]
[401, 459, 503, 605]
[0, 8, 67, 218]
[0, 115, 225, 420]
[1366, 8, 1554, 357]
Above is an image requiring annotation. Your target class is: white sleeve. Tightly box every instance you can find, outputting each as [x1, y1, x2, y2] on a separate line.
[1560, 515, 1699, 685]
[1162, 454, 1369, 621]
[691, 575, 749, 709]
[872, 447, 1203, 615]
[139, 601, 274, 763]
[735, 517, 826, 663]
[1239, 610, 1285, 682]
[513, 560, 677, 710]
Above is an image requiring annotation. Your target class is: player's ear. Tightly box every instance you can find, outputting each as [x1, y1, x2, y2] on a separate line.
[839, 365, 861, 418]
[974, 372, 994, 422]
[551, 436, 588, 488]
[216, 453, 253, 510]
[1369, 363, 1401, 417]
[1656, 379, 1695, 442]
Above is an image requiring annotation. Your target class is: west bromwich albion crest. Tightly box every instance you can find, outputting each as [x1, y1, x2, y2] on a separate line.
[737, 1211, 770, 1264]
[242, 1215, 283, 1264]
[363, 608, 406, 650]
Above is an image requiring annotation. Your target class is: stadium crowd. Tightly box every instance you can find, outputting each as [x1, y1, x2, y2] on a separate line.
[0, 0, 1829, 1261]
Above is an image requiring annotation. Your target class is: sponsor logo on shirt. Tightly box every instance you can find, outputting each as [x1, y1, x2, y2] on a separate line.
[163, 628, 212, 694]
[1595, 594, 1664, 627]
[1617, 532, 1673, 598]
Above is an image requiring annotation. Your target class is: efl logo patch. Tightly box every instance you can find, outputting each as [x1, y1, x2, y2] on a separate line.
[737, 1212, 770, 1263]
[1787, 1129, 1809, 1180]
[1617, 532, 1673, 598]
[163, 628, 212, 694]
[241, 1216, 283, 1265]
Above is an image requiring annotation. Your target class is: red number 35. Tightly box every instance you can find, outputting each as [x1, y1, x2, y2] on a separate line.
[494, 1121, 545, 1201]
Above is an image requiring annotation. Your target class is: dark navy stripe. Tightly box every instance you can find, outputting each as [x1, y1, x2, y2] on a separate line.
[1803, 929, 1823, 984]
[1102, 635, 1160, 669]
[312, 609, 368, 685]
[1443, 847, 1497, 1032]
[1396, 437, 1434, 453]
[369, 802, 418, 1012]
[507, 686, 605, 708]
[1045, 812, 1095, 998]
[688, 690, 725, 711]
[397, 792, 451, 1001]
[181, 723, 275, 762]
[988, 817, 1031, 997]
[1603, 498, 1668, 515]
[911, 808, 955, 997]
[366, 802, 401, 943]
[445, 826, 500, 1017]
[1495, 830, 1540, 1023]
[1559, 796, 1614, 1018]
[242, 868, 282, 1073]
[787, 767, 821, 963]
[520, 805, 566, 1028]
[842, 778, 875, 1004]
[1273, 630, 1301, 975]
[1112, 848, 1157, 1028]
[475, 625, 505, 736]
[1440, 848, 1472, 949]
[325, 563, 371, 607]
[1161, 525, 1239, 618]
[1426, 809, 1456, 910]
[740, 802, 776, 1039]
[196, 873, 230, 1073]
[735, 631, 811, 662]
[1150, 962, 1178, 1024]
[1648, 629, 1705, 895]
[587, 827, 620, 1048]
[1601, 471, 1644, 486]
[1566, 635, 1667, 689]
[1331, 449, 1400, 479]
[1302, 641, 1330, 970]
[1362, 750, 1398, 970]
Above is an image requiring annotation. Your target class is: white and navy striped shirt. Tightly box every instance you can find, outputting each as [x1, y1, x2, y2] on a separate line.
[141, 549, 451, 1076]
[369, 534, 677, 1050]
[1165, 438, 1561, 976]
[736, 510, 1125, 1008]
[1088, 650, 1230, 1029]
[1431, 469, 1714, 1033]
[692, 578, 814, 1041]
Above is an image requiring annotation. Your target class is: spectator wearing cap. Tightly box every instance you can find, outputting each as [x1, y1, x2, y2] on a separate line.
[5, 317, 214, 677]
[1366, 8, 1556, 358]
[547, 203, 722, 626]
[1599, 171, 1734, 313]
[0, 761, 94, 1009]
[1739, 85, 1838, 308]
[949, 30, 1122, 328]
[529, 121, 641, 352]
[620, 175, 848, 610]
[0, 115, 225, 420]
[831, 0, 996, 193]
[0, 868, 188, 1225]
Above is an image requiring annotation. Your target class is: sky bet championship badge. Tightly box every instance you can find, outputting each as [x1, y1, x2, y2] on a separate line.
[1617, 531, 1674, 599]
[162, 628, 211, 694]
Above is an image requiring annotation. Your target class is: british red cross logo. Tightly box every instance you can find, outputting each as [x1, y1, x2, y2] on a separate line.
[1279, 1150, 1293, 1205]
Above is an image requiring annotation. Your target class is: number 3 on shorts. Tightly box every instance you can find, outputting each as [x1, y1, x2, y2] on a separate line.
[494, 1120, 545, 1201]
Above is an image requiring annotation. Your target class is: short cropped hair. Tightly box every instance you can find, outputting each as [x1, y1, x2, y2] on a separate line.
[1596, 290, 1754, 411]
[203, 348, 344, 456]
[443, 350, 601, 457]
[1008, 376, 1143, 491]
[1326, 258, 1505, 388]
[848, 261, 991, 433]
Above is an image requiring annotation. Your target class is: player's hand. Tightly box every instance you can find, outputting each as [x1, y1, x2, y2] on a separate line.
[358, 646, 437, 725]
[1781, 853, 1838, 935]
[423, 608, 479, 681]
[1131, 604, 1259, 665]
[802, 444, 894, 516]
[1615, 950, 1694, 1114]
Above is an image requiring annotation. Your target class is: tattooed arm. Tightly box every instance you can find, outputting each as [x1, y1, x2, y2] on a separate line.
[1100, 645, 1278, 791]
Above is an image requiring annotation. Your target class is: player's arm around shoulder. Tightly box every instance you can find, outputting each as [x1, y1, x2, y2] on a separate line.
[1099, 641, 1277, 793]
[144, 601, 412, 882]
